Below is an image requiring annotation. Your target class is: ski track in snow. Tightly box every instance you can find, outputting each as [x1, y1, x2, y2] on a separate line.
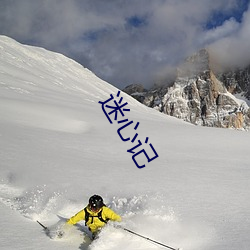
[0, 99, 91, 134]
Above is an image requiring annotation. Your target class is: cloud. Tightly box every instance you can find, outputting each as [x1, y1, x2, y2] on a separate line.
[200, 18, 240, 45]
[0, 0, 249, 88]
[209, 3, 250, 69]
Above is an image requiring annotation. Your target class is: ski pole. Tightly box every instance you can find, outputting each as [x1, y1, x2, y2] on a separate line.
[122, 227, 180, 250]
[37, 220, 48, 231]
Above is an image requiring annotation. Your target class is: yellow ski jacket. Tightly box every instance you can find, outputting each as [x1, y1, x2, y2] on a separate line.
[67, 206, 121, 233]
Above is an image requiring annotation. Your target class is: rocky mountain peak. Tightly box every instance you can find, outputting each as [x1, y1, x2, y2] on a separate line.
[123, 49, 250, 130]
[177, 48, 210, 78]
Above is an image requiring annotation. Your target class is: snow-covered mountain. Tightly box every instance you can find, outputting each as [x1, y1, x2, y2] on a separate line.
[217, 65, 250, 100]
[0, 36, 250, 250]
[124, 49, 250, 130]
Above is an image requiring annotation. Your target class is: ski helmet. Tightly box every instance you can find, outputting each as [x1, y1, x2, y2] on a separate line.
[89, 195, 104, 210]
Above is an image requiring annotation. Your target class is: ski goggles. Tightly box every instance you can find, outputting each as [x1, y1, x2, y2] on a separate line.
[89, 205, 101, 212]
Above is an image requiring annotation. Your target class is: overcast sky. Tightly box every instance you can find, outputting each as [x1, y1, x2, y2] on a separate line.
[0, 0, 249, 89]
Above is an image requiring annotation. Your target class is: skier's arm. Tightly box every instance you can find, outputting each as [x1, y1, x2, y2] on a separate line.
[104, 207, 122, 222]
[67, 209, 85, 225]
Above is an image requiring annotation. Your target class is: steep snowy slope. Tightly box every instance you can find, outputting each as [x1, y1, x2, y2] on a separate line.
[0, 36, 249, 250]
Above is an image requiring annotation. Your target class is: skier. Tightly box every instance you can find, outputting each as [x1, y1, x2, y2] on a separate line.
[66, 194, 121, 239]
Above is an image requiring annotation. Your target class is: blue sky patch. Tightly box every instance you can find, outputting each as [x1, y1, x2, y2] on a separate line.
[126, 15, 147, 28]
[206, 0, 249, 29]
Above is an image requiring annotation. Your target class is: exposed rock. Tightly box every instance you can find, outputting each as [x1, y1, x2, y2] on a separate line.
[123, 83, 146, 95]
[217, 66, 250, 99]
[123, 49, 250, 130]
[123, 84, 147, 103]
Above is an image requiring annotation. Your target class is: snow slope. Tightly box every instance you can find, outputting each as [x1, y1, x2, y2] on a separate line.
[0, 35, 250, 250]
